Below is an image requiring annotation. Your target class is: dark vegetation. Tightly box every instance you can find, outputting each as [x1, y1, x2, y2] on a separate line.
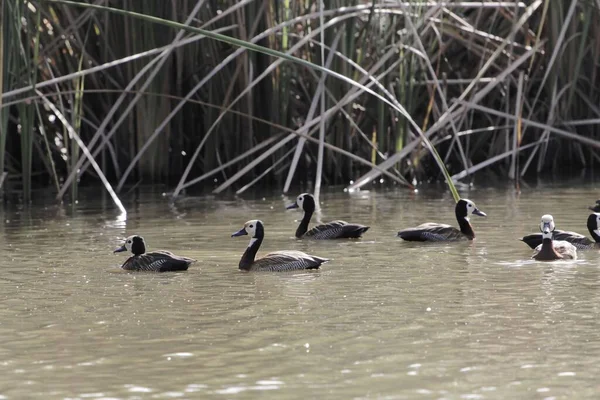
[2, 0, 600, 206]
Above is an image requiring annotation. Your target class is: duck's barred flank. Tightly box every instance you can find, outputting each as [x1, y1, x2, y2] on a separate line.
[532, 240, 578, 261]
[572, 242, 596, 250]
[122, 251, 194, 272]
[250, 251, 328, 272]
[420, 231, 455, 242]
[305, 221, 370, 240]
[124, 257, 168, 272]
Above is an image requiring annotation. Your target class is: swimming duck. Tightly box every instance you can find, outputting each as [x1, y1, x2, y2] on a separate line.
[531, 215, 577, 261]
[521, 213, 600, 250]
[589, 200, 600, 212]
[286, 193, 369, 239]
[113, 235, 195, 272]
[231, 220, 329, 271]
[397, 198, 486, 241]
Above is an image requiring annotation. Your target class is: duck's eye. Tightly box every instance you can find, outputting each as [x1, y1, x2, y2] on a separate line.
[468, 204, 473, 207]
[127, 240, 132, 244]
[299, 197, 303, 201]
[249, 224, 254, 228]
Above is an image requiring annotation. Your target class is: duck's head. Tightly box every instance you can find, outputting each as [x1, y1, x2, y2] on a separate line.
[587, 213, 600, 238]
[589, 200, 600, 212]
[456, 199, 486, 221]
[539, 214, 556, 236]
[114, 235, 146, 255]
[232, 220, 264, 239]
[286, 193, 316, 212]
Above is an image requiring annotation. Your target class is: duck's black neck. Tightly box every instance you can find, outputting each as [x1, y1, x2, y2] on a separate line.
[239, 236, 263, 271]
[538, 237, 562, 260]
[296, 210, 313, 238]
[588, 220, 600, 243]
[457, 215, 475, 239]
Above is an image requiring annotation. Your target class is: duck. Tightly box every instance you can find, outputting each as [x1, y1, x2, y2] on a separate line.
[397, 198, 486, 241]
[531, 215, 577, 261]
[231, 220, 329, 271]
[521, 213, 600, 250]
[286, 193, 369, 239]
[113, 235, 195, 272]
[589, 200, 600, 212]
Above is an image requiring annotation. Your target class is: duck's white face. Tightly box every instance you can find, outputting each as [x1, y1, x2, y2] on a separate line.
[594, 213, 600, 237]
[464, 199, 475, 221]
[240, 220, 263, 248]
[460, 199, 486, 221]
[243, 220, 260, 237]
[540, 214, 555, 235]
[123, 235, 136, 253]
[464, 199, 476, 213]
[296, 193, 308, 209]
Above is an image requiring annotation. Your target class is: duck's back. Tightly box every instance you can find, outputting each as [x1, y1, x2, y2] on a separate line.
[522, 230, 593, 249]
[304, 220, 369, 239]
[398, 223, 466, 242]
[122, 251, 195, 272]
[250, 250, 328, 272]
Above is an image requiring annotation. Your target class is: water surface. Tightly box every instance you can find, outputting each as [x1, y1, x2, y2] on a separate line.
[1, 183, 600, 399]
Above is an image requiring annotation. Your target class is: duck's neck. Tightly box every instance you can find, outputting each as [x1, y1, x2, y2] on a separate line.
[239, 236, 263, 271]
[588, 223, 600, 243]
[296, 210, 313, 238]
[457, 215, 475, 239]
[538, 237, 562, 260]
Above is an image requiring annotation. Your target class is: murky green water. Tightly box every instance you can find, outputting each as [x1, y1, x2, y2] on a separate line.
[1, 182, 600, 399]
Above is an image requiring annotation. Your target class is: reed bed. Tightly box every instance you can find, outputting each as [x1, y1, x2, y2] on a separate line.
[1, 0, 600, 204]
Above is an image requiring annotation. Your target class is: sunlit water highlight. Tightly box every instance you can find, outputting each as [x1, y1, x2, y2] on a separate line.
[1, 182, 600, 398]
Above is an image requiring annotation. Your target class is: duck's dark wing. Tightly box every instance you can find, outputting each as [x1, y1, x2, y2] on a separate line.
[304, 220, 369, 239]
[521, 230, 593, 249]
[397, 222, 466, 242]
[122, 251, 195, 272]
[250, 251, 328, 272]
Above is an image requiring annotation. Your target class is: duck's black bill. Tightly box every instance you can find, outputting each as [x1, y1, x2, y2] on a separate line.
[113, 245, 127, 253]
[286, 202, 299, 210]
[473, 208, 487, 217]
[231, 228, 248, 237]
